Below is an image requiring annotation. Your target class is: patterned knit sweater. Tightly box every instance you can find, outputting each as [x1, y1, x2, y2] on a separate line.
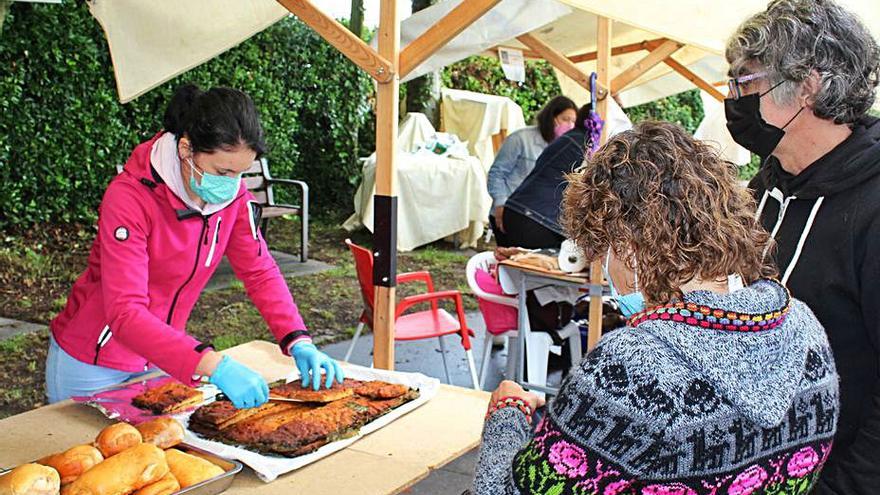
[474, 279, 839, 495]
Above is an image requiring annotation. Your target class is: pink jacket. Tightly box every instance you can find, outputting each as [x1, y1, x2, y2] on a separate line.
[51, 133, 308, 385]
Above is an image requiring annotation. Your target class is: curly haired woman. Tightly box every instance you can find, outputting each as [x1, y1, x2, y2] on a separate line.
[472, 122, 839, 495]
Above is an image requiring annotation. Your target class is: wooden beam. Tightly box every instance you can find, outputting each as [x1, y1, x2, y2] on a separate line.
[516, 33, 607, 96]
[372, 0, 400, 370]
[492, 45, 542, 60]
[610, 39, 682, 94]
[586, 17, 612, 353]
[399, 0, 501, 78]
[567, 38, 665, 64]
[275, 0, 393, 83]
[663, 55, 726, 102]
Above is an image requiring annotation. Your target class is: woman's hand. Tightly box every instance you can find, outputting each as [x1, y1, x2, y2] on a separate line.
[292, 342, 345, 390]
[490, 380, 545, 412]
[207, 355, 269, 409]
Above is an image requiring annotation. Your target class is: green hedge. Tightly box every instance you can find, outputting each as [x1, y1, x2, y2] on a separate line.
[0, 2, 372, 230]
[442, 56, 563, 123]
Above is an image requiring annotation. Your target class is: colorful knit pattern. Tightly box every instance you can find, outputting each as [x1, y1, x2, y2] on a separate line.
[628, 284, 791, 332]
[512, 417, 832, 495]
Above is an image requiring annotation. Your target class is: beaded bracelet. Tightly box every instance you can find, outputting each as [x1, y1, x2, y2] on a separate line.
[485, 395, 533, 424]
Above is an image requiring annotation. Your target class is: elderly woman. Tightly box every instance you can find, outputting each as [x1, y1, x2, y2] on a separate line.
[473, 122, 839, 494]
[725, 1, 880, 492]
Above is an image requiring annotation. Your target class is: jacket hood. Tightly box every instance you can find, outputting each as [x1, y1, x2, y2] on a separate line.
[640, 280, 815, 428]
[759, 116, 880, 198]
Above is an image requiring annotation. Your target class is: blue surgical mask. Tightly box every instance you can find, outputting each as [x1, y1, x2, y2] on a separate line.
[187, 157, 241, 204]
[603, 248, 646, 318]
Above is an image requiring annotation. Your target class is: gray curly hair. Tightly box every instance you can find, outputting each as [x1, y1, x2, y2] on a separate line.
[726, 0, 879, 124]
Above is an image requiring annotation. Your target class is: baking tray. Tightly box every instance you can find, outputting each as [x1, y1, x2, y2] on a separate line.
[0, 443, 242, 495]
[173, 443, 243, 495]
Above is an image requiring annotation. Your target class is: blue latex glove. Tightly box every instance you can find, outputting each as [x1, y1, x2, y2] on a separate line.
[292, 342, 345, 390]
[209, 355, 269, 409]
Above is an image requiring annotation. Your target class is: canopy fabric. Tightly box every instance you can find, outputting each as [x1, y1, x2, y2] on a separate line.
[402, 0, 880, 111]
[439, 88, 526, 171]
[88, 0, 287, 103]
[344, 113, 492, 251]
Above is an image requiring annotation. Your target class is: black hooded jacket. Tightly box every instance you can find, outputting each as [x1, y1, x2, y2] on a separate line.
[750, 116, 880, 494]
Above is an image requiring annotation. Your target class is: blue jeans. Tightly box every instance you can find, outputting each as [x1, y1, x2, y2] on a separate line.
[45, 335, 152, 403]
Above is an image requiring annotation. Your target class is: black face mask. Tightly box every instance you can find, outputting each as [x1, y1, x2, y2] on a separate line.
[725, 84, 805, 158]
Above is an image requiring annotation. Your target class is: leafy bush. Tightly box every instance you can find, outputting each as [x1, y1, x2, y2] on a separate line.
[624, 89, 705, 134]
[0, 3, 373, 231]
[441, 56, 562, 123]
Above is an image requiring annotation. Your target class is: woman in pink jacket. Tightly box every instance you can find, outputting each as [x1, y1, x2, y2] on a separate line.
[46, 84, 342, 409]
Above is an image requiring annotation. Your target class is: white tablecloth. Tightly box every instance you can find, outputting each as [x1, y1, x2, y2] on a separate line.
[440, 88, 526, 172]
[343, 153, 491, 251]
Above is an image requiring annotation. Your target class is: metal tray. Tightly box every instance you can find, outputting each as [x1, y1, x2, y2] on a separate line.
[173, 444, 243, 495]
[0, 443, 242, 495]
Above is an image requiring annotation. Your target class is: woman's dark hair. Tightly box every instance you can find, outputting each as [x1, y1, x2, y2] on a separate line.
[574, 102, 594, 130]
[162, 84, 267, 157]
[535, 95, 578, 143]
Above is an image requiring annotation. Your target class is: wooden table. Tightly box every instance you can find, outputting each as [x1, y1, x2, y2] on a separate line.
[0, 340, 491, 495]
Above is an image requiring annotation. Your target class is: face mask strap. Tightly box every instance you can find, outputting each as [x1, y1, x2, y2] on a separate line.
[758, 79, 786, 99]
[781, 105, 806, 130]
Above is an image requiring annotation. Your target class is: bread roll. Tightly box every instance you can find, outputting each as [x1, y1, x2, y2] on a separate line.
[38, 445, 104, 484]
[135, 418, 184, 450]
[95, 423, 142, 458]
[164, 449, 224, 488]
[0, 463, 60, 495]
[63, 444, 168, 495]
[131, 472, 179, 495]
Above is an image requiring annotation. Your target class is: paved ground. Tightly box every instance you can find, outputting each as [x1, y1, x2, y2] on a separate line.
[0, 317, 46, 340]
[205, 252, 333, 291]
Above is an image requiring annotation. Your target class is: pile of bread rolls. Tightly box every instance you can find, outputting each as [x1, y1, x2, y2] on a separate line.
[0, 418, 224, 495]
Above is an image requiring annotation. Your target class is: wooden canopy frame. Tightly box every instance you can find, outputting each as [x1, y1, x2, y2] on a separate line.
[274, 0, 727, 369]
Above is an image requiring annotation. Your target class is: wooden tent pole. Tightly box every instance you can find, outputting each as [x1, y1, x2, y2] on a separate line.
[663, 56, 726, 101]
[587, 16, 612, 352]
[275, 0, 392, 82]
[568, 38, 665, 64]
[399, 0, 501, 78]
[372, 0, 400, 370]
[516, 33, 607, 96]
[610, 39, 682, 94]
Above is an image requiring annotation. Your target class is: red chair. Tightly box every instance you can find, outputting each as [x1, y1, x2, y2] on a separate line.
[343, 239, 479, 389]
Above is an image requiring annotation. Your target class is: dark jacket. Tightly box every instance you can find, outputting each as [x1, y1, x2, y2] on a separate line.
[505, 127, 587, 234]
[749, 116, 880, 495]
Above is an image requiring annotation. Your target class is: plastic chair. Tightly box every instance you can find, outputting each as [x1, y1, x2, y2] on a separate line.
[465, 251, 583, 392]
[343, 239, 479, 389]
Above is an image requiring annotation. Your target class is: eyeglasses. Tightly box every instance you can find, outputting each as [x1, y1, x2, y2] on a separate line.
[727, 72, 768, 100]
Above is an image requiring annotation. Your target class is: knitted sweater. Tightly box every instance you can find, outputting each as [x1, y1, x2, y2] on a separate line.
[474, 279, 839, 495]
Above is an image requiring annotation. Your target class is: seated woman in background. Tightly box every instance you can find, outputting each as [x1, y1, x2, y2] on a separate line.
[500, 103, 601, 249]
[473, 122, 839, 494]
[488, 95, 577, 246]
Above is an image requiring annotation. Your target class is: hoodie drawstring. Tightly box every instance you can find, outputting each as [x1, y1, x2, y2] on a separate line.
[762, 194, 795, 260]
[758, 189, 825, 286]
[781, 197, 824, 285]
[204, 217, 222, 267]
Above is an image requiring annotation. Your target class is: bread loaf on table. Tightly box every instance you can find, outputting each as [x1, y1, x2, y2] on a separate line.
[63, 444, 168, 495]
[164, 449, 224, 488]
[130, 472, 179, 495]
[135, 418, 184, 450]
[38, 445, 104, 485]
[94, 423, 142, 458]
[0, 463, 60, 495]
